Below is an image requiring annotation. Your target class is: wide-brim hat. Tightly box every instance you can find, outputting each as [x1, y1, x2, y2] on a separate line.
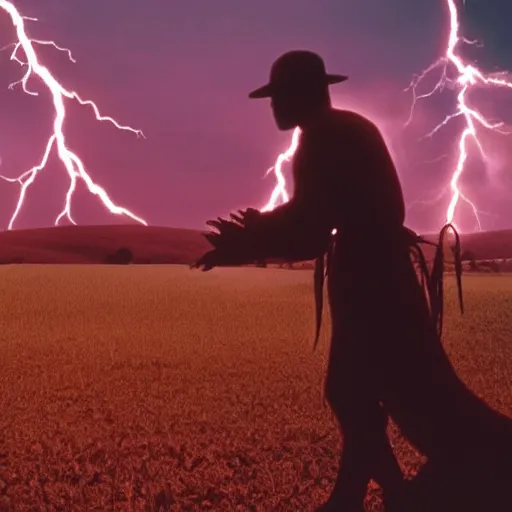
[249, 50, 348, 99]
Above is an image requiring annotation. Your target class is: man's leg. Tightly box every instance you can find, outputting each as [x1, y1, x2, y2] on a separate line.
[317, 370, 404, 509]
[328, 398, 404, 503]
[365, 403, 409, 510]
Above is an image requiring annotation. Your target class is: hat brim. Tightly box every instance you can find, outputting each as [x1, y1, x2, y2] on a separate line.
[248, 74, 348, 99]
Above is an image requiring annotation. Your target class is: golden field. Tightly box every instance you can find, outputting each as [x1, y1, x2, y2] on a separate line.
[0, 265, 510, 511]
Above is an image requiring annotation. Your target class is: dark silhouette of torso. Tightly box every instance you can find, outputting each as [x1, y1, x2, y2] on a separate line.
[296, 109, 405, 232]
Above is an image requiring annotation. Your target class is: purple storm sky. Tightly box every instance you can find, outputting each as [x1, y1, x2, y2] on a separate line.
[1, 0, 512, 233]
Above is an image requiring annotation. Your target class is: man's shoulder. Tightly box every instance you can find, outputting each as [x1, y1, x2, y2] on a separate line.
[328, 108, 379, 134]
[307, 109, 380, 150]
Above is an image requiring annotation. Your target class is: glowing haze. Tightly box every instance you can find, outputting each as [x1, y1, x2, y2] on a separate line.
[261, 0, 512, 233]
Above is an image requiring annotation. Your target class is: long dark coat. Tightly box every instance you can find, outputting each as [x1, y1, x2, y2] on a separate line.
[244, 108, 512, 509]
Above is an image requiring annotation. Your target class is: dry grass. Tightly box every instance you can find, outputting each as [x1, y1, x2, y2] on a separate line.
[0, 265, 510, 511]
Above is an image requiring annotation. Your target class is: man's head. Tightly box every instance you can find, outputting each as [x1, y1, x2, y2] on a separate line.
[249, 50, 348, 130]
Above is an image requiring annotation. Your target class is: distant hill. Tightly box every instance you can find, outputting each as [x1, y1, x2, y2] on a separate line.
[0, 224, 511, 265]
[450, 229, 512, 261]
[0, 225, 210, 265]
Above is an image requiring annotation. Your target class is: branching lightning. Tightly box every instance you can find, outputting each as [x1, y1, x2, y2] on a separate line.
[261, 0, 512, 233]
[0, 1, 147, 230]
[260, 127, 300, 212]
[405, 0, 512, 231]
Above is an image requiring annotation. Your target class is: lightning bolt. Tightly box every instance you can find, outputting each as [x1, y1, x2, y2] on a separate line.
[406, 0, 512, 231]
[260, 127, 300, 212]
[0, 1, 147, 230]
[261, 0, 511, 234]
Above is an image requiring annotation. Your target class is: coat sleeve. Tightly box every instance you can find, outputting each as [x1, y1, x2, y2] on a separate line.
[246, 143, 337, 262]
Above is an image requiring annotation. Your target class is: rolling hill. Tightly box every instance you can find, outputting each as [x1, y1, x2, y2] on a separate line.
[0, 225, 210, 265]
[0, 224, 510, 265]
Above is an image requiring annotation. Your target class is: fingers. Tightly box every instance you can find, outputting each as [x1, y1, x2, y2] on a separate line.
[191, 259, 213, 271]
[229, 212, 244, 224]
[206, 217, 239, 231]
[206, 217, 229, 228]
[206, 219, 222, 230]
[218, 216, 233, 226]
[202, 213, 252, 257]
[191, 264, 213, 271]
[191, 260, 210, 270]
[192, 247, 221, 272]
[206, 209, 260, 230]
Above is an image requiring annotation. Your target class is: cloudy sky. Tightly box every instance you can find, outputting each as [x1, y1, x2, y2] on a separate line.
[1, 0, 512, 233]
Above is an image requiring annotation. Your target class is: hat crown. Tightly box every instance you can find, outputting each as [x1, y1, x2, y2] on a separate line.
[269, 50, 328, 86]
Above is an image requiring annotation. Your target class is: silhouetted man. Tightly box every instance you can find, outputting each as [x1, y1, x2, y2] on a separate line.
[195, 49, 512, 512]
[195, 50, 408, 510]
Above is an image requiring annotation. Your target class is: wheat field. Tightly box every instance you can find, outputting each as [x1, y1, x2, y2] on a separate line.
[0, 265, 510, 511]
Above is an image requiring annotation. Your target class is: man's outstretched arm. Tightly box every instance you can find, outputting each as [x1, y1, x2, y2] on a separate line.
[248, 192, 332, 262]
[197, 179, 333, 270]
[195, 136, 341, 270]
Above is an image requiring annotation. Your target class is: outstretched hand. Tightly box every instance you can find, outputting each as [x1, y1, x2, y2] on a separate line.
[202, 208, 262, 249]
[203, 216, 243, 249]
[191, 245, 253, 271]
[190, 249, 223, 271]
[192, 208, 263, 271]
